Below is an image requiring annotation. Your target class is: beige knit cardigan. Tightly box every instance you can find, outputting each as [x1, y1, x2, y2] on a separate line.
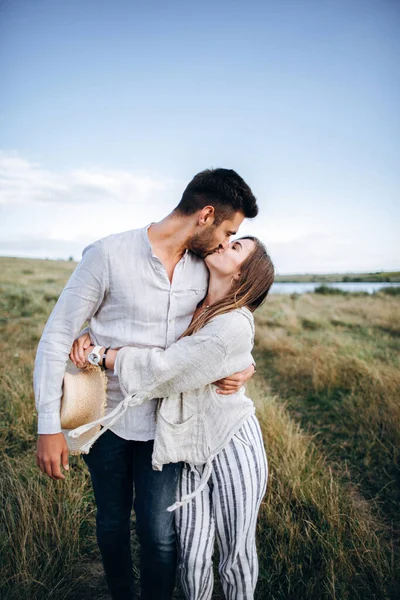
[69, 307, 256, 510]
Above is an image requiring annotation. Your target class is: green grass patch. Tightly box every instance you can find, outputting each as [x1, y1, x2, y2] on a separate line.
[378, 287, 400, 296]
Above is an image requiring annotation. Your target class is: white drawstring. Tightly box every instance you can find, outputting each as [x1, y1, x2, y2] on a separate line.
[68, 391, 149, 453]
[167, 458, 214, 512]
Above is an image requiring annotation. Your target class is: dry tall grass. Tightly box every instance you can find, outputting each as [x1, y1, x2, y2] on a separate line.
[250, 379, 395, 599]
[1, 257, 398, 599]
[254, 293, 400, 530]
[1, 454, 97, 599]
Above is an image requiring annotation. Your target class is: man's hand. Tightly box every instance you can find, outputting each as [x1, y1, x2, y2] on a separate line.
[213, 364, 256, 395]
[70, 332, 92, 368]
[36, 433, 69, 480]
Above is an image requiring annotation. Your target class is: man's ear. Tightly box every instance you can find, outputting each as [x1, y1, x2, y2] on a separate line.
[198, 205, 215, 226]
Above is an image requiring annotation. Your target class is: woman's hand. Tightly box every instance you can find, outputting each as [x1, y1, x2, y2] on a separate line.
[70, 332, 92, 368]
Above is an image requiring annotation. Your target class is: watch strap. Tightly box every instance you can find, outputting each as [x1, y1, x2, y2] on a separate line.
[101, 347, 110, 370]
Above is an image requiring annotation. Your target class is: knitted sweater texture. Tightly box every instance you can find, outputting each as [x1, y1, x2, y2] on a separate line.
[69, 307, 256, 508]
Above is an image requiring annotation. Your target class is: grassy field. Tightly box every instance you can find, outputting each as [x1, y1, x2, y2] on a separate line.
[1, 256, 399, 599]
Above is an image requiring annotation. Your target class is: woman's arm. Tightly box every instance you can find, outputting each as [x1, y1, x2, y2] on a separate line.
[68, 311, 254, 452]
[114, 310, 254, 399]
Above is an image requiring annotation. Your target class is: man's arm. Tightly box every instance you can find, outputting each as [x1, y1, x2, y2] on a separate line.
[213, 362, 256, 395]
[69, 328, 91, 368]
[35, 241, 108, 479]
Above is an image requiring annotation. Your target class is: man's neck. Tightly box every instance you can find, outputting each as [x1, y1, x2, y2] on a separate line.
[147, 214, 193, 262]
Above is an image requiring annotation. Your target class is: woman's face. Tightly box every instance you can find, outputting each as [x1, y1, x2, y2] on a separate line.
[205, 238, 255, 279]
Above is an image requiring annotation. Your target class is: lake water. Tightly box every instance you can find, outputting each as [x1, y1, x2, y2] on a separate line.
[270, 282, 400, 295]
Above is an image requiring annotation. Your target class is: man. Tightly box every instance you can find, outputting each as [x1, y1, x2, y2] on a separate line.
[35, 167, 259, 599]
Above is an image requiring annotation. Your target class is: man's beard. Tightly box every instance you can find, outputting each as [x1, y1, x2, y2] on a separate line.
[188, 229, 219, 259]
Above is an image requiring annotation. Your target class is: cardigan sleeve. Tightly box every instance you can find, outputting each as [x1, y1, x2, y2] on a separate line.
[115, 310, 254, 400]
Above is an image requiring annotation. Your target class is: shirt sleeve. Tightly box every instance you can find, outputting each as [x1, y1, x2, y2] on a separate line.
[33, 241, 108, 434]
[77, 326, 90, 338]
[115, 311, 254, 400]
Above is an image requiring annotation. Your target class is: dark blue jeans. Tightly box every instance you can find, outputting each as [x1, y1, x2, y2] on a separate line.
[83, 428, 181, 600]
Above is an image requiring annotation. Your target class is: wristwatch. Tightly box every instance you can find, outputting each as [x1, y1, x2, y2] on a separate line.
[87, 345, 104, 367]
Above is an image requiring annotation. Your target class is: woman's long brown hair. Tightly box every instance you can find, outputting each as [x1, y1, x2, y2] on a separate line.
[181, 236, 275, 338]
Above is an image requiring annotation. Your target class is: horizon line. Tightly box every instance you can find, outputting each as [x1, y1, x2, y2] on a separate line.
[0, 254, 398, 277]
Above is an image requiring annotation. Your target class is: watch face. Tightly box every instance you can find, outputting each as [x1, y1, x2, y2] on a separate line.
[88, 352, 100, 365]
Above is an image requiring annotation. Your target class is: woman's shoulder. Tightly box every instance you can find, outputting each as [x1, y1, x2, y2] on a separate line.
[208, 307, 255, 341]
[216, 306, 254, 323]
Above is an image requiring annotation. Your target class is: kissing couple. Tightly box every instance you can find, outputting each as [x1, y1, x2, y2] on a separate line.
[35, 167, 274, 599]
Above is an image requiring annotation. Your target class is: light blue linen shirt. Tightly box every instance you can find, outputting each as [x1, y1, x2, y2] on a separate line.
[34, 224, 209, 440]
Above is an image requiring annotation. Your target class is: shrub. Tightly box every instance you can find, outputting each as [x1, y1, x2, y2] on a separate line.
[379, 287, 400, 296]
[314, 285, 347, 295]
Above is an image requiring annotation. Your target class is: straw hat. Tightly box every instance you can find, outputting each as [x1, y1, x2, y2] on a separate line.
[61, 360, 108, 455]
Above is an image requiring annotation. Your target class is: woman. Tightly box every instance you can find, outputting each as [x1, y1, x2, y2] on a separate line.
[70, 236, 274, 599]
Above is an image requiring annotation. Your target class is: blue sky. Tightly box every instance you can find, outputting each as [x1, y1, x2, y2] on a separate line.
[0, 0, 399, 273]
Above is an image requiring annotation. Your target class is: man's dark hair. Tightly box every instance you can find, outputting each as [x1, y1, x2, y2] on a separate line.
[174, 168, 258, 225]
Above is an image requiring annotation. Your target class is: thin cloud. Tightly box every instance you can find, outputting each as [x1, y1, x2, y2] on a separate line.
[0, 150, 177, 206]
[0, 151, 398, 272]
[0, 152, 68, 204]
[0, 150, 183, 260]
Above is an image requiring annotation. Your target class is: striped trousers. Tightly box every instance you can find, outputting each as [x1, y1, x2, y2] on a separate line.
[175, 414, 268, 600]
